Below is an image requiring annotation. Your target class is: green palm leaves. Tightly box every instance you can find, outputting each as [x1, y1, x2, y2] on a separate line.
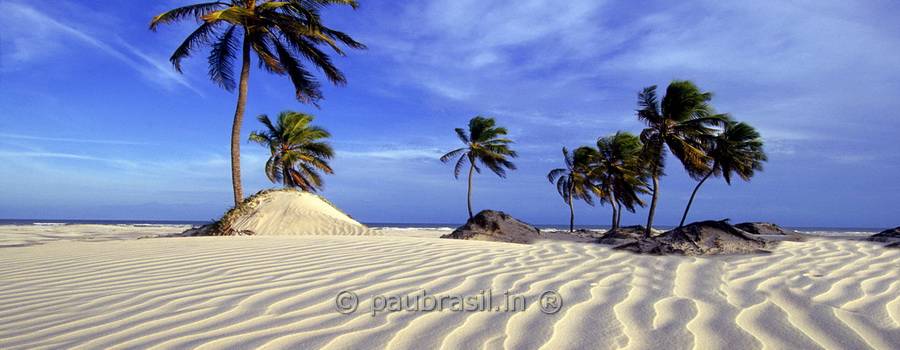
[547, 147, 604, 231]
[151, 0, 364, 102]
[549, 133, 648, 231]
[249, 111, 334, 192]
[441, 116, 518, 219]
[590, 132, 650, 229]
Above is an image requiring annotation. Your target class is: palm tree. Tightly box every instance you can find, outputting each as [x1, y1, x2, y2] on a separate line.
[547, 147, 603, 232]
[591, 132, 650, 230]
[679, 121, 767, 226]
[248, 111, 334, 192]
[637, 80, 726, 237]
[440, 116, 518, 219]
[151, 0, 364, 206]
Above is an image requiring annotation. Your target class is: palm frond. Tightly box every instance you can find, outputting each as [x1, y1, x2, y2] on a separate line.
[208, 25, 239, 90]
[271, 38, 323, 103]
[150, 2, 227, 31]
[170, 22, 218, 72]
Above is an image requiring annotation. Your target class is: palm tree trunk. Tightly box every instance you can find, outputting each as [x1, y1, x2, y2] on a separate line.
[229, 34, 252, 207]
[616, 205, 623, 229]
[679, 169, 714, 228]
[609, 188, 618, 230]
[466, 156, 475, 219]
[283, 161, 291, 188]
[644, 174, 659, 238]
[567, 190, 574, 232]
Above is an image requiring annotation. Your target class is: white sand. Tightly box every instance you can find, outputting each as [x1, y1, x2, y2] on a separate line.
[1, 229, 898, 349]
[0, 224, 190, 247]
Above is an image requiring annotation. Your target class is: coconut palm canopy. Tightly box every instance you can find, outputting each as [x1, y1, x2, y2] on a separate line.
[151, 0, 365, 101]
[680, 121, 767, 226]
[548, 147, 602, 205]
[440, 116, 518, 218]
[249, 111, 334, 192]
[547, 147, 603, 231]
[591, 132, 650, 228]
[706, 121, 768, 184]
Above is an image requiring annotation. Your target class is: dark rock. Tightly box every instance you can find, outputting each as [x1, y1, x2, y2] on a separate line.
[614, 220, 773, 256]
[735, 222, 794, 235]
[886, 242, 900, 249]
[441, 210, 542, 244]
[868, 227, 900, 242]
[597, 225, 649, 244]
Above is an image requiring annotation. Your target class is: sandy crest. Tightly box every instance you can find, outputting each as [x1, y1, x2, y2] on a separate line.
[0, 233, 898, 350]
[225, 191, 372, 236]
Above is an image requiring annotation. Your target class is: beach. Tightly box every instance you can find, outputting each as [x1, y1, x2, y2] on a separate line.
[1, 225, 898, 349]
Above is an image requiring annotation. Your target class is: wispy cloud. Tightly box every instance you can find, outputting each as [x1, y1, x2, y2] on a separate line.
[0, 133, 150, 146]
[0, 150, 137, 167]
[338, 148, 445, 160]
[0, 1, 200, 94]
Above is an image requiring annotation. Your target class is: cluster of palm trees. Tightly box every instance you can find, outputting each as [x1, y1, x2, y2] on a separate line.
[152, 3, 767, 230]
[443, 81, 767, 237]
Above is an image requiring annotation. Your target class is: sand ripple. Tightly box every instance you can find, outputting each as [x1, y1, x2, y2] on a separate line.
[1, 236, 898, 349]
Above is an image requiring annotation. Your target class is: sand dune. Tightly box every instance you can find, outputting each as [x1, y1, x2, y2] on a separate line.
[1, 232, 898, 349]
[190, 190, 373, 236]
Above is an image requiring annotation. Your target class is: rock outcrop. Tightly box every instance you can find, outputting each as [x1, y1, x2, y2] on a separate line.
[597, 225, 649, 245]
[868, 227, 900, 244]
[182, 189, 370, 236]
[734, 222, 794, 235]
[441, 210, 542, 244]
[614, 220, 773, 256]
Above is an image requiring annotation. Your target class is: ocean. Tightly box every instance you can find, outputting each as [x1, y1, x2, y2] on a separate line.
[0, 219, 882, 237]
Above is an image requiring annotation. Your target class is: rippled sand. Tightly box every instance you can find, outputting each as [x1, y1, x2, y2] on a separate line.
[1, 231, 898, 349]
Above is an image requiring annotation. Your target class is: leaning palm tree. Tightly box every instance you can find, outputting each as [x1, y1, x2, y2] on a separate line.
[637, 80, 726, 237]
[591, 132, 650, 230]
[440, 116, 518, 219]
[151, 0, 364, 206]
[248, 111, 334, 192]
[679, 121, 767, 226]
[547, 147, 603, 232]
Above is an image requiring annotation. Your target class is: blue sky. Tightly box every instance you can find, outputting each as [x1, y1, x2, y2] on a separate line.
[1, 0, 899, 227]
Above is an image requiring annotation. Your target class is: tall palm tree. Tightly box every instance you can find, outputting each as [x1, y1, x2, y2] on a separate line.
[151, 0, 364, 206]
[248, 111, 334, 192]
[547, 147, 603, 232]
[591, 132, 650, 230]
[637, 80, 726, 237]
[440, 116, 518, 219]
[679, 121, 767, 226]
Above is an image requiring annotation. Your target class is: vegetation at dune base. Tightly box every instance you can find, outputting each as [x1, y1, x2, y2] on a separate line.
[441, 116, 518, 220]
[544, 80, 766, 233]
[547, 147, 604, 232]
[249, 111, 334, 192]
[150, 0, 365, 206]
